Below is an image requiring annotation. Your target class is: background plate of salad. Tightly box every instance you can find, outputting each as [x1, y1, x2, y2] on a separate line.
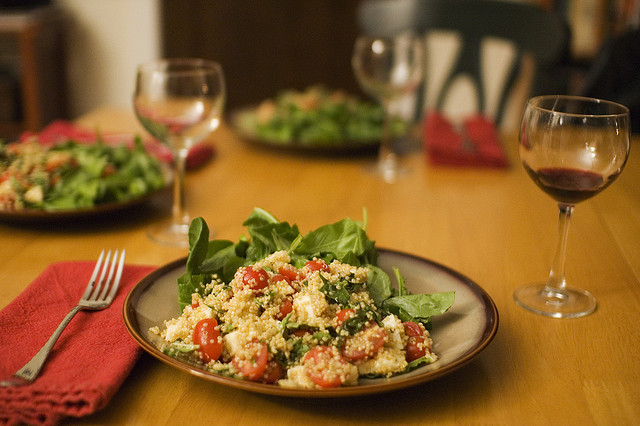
[0, 136, 169, 223]
[123, 210, 498, 397]
[230, 86, 407, 155]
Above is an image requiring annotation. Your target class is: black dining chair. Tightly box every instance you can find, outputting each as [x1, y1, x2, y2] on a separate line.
[579, 28, 640, 133]
[356, 0, 569, 131]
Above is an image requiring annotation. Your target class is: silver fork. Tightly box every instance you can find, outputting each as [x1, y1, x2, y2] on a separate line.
[0, 249, 126, 387]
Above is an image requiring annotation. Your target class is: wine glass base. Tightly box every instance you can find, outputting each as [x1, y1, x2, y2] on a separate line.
[364, 161, 409, 183]
[147, 219, 192, 248]
[513, 283, 596, 318]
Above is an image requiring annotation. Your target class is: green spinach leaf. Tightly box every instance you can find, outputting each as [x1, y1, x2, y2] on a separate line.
[291, 218, 377, 266]
[177, 208, 455, 326]
[382, 292, 455, 326]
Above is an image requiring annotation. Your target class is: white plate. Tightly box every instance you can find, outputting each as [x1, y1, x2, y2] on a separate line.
[123, 248, 498, 397]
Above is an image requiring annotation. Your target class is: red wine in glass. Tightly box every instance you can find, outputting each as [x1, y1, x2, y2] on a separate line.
[523, 165, 621, 205]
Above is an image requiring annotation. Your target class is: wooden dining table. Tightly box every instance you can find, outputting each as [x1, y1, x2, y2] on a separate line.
[1, 107, 639, 425]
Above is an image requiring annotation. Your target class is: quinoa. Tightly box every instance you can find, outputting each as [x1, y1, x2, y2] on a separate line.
[151, 250, 439, 388]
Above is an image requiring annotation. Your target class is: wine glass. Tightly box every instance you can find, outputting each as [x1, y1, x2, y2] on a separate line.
[134, 58, 225, 247]
[352, 34, 423, 183]
[515, 95, 630, 318]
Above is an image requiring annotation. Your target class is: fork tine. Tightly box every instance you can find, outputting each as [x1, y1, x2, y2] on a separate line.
[105, 250, 126, 303]
[81, 249, 106, 300]
[89, 250, 112, 301]
[97, 249, 119, 300]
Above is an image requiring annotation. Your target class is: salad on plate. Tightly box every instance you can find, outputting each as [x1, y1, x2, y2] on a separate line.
[0, 136, 167, 212]
[232, 86, 407, 151]
[150, 208, 454, 389]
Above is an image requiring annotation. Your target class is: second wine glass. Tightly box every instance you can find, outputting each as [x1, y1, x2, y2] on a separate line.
[134, 58, 225, 247]
[516, 95, 630, 318]
[352, 34, 423, 182]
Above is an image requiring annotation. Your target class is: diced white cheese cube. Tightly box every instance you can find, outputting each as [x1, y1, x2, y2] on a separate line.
[357, 347, 408, 377]
[23, 185, 43, 204]
[381, 314, 405, 350]
[223, 330, 242, 356]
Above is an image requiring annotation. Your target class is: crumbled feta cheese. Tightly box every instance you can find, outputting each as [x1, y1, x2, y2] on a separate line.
[381, 314, 405, 350]
[357, 347, 408, 377]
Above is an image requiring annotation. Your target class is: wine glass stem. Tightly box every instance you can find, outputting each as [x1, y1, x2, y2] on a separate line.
[379, 101, 398, 169]
[544, 203, 574, 303]
[172, 145, 189, 226]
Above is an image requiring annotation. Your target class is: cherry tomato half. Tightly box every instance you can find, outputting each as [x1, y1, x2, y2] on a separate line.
[232, 341, 269, 381]
[403, 321, 423, 337]
[290, 329, 311, 338]
[271, 273, 298, 292]
[192, 318, 223, 363]
[303, 346, 347, 388]
[335, 308, 356, 327]
[270, 274, 291, 286]
[242, 267, 269, 290]
[405, 336, 427, 362]
[341, 324, 387, 361]
[305, 259, 329, 272]
[277, 298, 293, 320]
[278, 265, 304, 282]
[403, 321, 427, 362]
[261, 361, 284, 384]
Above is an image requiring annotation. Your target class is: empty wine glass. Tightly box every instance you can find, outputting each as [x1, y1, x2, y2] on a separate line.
[352, 34, 423, 182]
[134, 58, 225, 247]
[515, 95, 630, 318]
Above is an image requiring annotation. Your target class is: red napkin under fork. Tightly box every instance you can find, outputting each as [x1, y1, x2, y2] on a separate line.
[0, 261, 156, 426]
[19, 120, 215, 170]
[423, 112, 509, 167]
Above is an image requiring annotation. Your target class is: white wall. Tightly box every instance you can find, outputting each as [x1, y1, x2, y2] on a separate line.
[55, 0, 161, 118]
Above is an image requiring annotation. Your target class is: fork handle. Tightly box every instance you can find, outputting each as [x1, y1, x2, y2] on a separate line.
[10, 305, 83, 383]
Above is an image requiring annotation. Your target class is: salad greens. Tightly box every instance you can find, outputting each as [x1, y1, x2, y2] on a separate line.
[0, 137, 167, 211]
[236, 86, 407, 147]
[178, 208, 454, 330]
[44, 138, 166, 209]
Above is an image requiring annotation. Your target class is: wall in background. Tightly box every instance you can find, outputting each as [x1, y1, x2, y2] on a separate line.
[55, 0, 161, 118]
[50, 0, 639, 121]
[161, 0, 363, 112]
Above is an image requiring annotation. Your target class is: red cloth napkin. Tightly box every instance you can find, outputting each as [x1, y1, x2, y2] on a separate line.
[423, 112, 509, 167]
[18, 120, 215, 170]
[0, 261, 156, 426]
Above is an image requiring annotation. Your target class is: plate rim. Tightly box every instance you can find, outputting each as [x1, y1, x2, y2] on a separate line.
[0, 186, 169, 224]
[123, 248, 499, 398]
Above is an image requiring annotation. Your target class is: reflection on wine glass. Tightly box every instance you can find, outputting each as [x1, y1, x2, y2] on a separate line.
[352, 34, 423, 182]
[516, 95, 630, 318]
[134, 58, 225, 247]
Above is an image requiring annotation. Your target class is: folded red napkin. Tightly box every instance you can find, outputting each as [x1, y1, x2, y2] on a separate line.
[18, 120, 215, 170]
[0, 261, 156, 426]
[423, 112, 509, 167]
